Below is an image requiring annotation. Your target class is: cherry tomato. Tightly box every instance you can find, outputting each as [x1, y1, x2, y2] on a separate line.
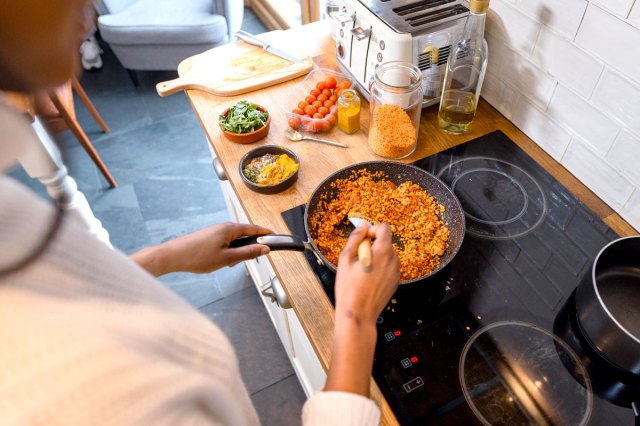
[310, 89, 321, 97]
[288, 117, 300, 129]
[316, 81, 326, 91]
[322, 88, 331, 97]
[338, 81, 352, 90]
[325, 76, 337, 89]
[306, 120, 320, 133]
[321, 118, 333, 131]
[304, 105, 317, 116]
[317, 94, 328, 103]
[323, 100, 334, 108]
[318, 106, 329, 116]
[292, 107, 304, 115]
[329, 94, 337, 102]
[298, 101, 308, 110]
[312, 100, 323, 109]
[305, 95, 316, 104]
[313, 112, 324, 119]
[327, 114, 337, 126]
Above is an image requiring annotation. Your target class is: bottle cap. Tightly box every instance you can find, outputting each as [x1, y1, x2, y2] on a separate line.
[469, 0, 489, 13]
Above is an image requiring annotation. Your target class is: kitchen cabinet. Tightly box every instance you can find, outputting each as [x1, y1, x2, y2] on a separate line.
[214, 159, 326, 397]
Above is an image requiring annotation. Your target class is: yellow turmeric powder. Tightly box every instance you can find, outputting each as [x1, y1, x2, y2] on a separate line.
[256, 154, 299, 185]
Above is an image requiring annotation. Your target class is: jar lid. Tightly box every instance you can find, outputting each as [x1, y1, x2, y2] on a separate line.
[469, 0, 490, 13]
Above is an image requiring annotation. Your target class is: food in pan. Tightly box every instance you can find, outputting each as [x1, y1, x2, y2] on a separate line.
[309, 169, 450, 281]
[242, 153, 299, 185]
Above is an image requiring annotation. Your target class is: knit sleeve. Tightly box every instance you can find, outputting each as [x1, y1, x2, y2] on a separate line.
[302, 391, 381, 426]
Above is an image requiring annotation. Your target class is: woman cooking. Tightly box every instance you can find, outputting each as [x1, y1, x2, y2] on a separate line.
[0, 1, 401, 424]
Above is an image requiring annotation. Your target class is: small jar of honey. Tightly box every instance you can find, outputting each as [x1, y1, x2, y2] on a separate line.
[337, 89, 361, 135]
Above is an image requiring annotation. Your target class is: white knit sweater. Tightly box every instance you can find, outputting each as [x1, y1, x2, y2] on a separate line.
[0, 104, 381, 425]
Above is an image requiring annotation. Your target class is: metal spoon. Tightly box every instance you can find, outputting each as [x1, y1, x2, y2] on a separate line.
[285, 129, 348, 148]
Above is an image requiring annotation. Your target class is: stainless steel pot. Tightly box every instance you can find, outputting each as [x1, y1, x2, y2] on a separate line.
[575, 236, 640, 375]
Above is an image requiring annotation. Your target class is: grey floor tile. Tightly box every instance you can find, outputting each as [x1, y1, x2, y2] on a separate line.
[144, 209, 230, 246]
[134, 162, 226, 222]
[77, 40, 134, 96]
[160, 273, 223, 309]
[251, 375, 306, 426]
[90, 184, 150, 253]
[199, 287, 295, 394]
[212, 262, 255, 298]
[75, 87, 153, 140]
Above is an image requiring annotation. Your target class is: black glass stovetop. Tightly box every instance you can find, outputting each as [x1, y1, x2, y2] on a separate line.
[281, 130, 635, 425]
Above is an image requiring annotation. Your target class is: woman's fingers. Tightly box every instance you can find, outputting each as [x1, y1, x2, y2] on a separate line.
[228, 223, 273, 240]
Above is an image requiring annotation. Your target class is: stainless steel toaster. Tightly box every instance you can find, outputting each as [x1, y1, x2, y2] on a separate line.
[334, 0, 470, 107]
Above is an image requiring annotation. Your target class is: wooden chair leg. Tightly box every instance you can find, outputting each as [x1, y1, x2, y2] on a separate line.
[71, 76, 109, 133]
[49, 92, 118, 188]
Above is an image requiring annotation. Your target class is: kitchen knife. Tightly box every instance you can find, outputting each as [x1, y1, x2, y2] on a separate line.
[235, 30, 306, 64]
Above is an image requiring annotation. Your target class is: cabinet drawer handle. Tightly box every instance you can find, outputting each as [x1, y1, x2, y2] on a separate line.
[212, 157, 227, 181]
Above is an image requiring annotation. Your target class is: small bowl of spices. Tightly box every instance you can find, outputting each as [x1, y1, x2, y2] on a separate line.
[239, 146, 300, 194]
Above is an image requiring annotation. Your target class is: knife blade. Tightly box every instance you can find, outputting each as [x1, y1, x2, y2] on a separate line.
[235, 30, 306, 64]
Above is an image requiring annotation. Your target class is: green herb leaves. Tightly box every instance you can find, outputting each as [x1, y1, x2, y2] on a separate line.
[220, 100, 269, 134]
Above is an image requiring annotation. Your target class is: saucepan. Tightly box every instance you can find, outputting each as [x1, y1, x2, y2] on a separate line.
[574, 235, 640, 424]
[231, 161, 466, 286]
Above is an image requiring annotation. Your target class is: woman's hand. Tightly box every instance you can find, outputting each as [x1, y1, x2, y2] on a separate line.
[131, 222, 273, 276]
[324, 222, 400, 396]
[334, 222, 401, 325]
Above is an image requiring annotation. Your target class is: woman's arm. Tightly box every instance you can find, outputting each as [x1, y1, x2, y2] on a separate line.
[325, 223, 400, 395]
[130, 222, 272, 277]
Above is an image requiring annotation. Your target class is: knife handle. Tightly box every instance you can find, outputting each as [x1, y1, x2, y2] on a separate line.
[235, 31, 266, 48]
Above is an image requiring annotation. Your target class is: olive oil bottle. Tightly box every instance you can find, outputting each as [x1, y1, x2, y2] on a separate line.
[438, 0, 489, 135]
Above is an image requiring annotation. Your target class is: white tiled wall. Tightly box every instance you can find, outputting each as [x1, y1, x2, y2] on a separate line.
[481, 0, 640, 231]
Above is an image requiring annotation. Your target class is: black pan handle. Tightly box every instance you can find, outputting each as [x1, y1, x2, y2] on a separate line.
[632, 401, 639, 426]
[229, 234, 307, 251]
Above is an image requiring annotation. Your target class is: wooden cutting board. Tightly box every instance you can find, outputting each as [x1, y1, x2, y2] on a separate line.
[156, 41, 314, 97]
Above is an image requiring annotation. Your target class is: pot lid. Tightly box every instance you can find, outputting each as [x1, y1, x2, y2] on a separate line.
[459, 321, 593, 426]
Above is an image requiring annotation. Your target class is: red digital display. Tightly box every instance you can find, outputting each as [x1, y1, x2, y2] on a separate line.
[410, 356, 418, 363]
[393, 330, 401, 336]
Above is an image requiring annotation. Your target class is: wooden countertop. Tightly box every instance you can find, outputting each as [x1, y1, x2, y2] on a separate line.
[183, 22, 637, 425]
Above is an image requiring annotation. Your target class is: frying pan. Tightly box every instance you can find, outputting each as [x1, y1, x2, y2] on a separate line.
[231, 161, 466, 286]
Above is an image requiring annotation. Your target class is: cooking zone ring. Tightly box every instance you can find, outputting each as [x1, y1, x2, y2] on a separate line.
[437, 157, 547, 240]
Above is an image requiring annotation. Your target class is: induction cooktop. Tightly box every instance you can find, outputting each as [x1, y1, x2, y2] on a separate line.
[281, 130, 635, 425]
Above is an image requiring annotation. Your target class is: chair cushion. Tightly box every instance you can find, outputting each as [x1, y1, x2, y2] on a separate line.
[98, 0, 228, 45]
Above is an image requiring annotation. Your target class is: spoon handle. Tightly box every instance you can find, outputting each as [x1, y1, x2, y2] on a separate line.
[303, 136, 348, 148]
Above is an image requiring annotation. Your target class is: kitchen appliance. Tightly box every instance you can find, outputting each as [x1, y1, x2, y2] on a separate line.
[282, 130, 637, 424]
[333, 0, 469, 107]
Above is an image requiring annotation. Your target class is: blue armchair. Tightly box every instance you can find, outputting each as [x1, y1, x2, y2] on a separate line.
[94, 0, 244, 73]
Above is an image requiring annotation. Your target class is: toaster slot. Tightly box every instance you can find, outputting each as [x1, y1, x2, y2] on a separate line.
[405, 4, 468, 27]
[417, 45, 451, 70]
[393, 0, 457, 16]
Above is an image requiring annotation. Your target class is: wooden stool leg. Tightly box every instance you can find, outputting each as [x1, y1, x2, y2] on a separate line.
[49, 92, 118, 188]
[71, 76, 109, 133]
